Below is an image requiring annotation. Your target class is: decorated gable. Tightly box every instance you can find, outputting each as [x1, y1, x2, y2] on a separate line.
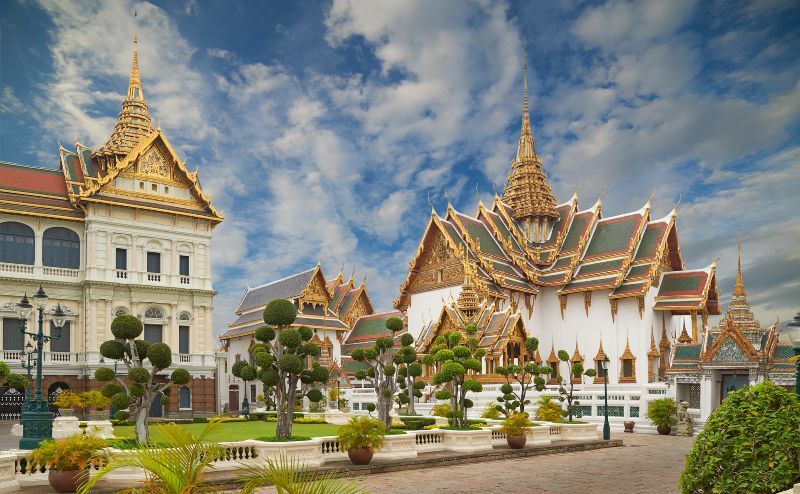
[406, 222, 464, 295]
[709, 336, 750, 363]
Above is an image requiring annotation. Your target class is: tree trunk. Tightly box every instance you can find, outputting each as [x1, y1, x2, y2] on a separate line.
[276, 379, 293, 438]
[134, 400, 151, 445]
[406, 375, 416, 415]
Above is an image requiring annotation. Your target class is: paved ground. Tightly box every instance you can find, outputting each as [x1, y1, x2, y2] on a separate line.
[256, 433, 694, 494]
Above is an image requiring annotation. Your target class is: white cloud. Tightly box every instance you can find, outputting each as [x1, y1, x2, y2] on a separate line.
[0, 86, 25, 114]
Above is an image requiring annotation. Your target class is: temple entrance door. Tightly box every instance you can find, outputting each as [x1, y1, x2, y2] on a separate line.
[228, 386, 240, 412]
[721, 374, 749, 402]
[150, 392, 164, 418]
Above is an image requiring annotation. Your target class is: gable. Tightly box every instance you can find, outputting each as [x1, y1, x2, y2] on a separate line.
[407, 222, 464, 294]
[710, 336, 750, 363]
[299, 267, 331, 308]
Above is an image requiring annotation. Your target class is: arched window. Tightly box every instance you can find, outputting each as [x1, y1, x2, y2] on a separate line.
[144, 307, 164, 319]
[0, 222, 35, 265]
[178, 312, 191, 321]
[179, 386, 191, 409]
[113, 307, 128, 318]
[42, 227, 80, 269]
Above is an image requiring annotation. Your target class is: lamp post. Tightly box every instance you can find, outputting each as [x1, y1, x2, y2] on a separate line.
[100, 357, 120, 419]
[786, 311, 800, 398]
[600, 355, 611, 440]
[17, 287, 71, 449]
[20, 341, 35, 398]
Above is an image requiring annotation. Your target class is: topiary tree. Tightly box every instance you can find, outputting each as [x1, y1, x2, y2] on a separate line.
[351, 316, 405, 431]
[495, 337, 551, 416]
[422, 324, 484, 428]
[0, 361, 28, 392]
[249, 299, 328, 438]
[231, 359, 257, 416]
[680, 381, 800, 493]
[395, 332, 424, 415]
[94, 314, 192, 444]
[551, 349, 596, 422]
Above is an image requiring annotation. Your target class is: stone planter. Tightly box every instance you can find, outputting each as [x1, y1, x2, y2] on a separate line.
[347, 448, 373, 465]
[506, 435, 526, 449]
[442, 428, 493, 453]
[87, 410, 109, 421]
[374, 432, 417, 460]
[48, 469, 88, 493]
[52, 416, 82, 439]
[556, 422, 599, 441]
[324, 409, 350, 425]
[0, 452, 20, 493]
[85, 420, 114, 439]
[253, 439, 324, 467]
[525, 426, 551, 446]
[624, 420, 635, 433]
[58, 408, 75, 417]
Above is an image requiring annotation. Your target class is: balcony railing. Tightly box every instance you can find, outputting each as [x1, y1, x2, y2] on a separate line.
[146, 273, 162, 282]
[180, 276, 190, 285]
[115, 270, 128, 279]
[42, 267, 80, 278]
[2, 351, 81, 364]
[0, 263, 34, 275]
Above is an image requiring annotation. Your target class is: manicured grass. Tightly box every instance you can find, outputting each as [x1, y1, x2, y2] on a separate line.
[112, 421, 341, 442]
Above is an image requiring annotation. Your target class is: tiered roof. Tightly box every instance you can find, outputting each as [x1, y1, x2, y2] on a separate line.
[0, 36, 221, 224]
[221, 265, 371, 341]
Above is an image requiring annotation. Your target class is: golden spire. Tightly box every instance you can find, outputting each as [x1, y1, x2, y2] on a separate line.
[502, 55, 558, 235]
[94, 33, 153, 164]
[733, 228, 745, 297]
[456, 245, 480, 320]
[678, 321, 692, 344]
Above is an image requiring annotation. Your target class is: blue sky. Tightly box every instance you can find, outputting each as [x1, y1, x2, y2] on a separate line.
[2, 0, 799, 339]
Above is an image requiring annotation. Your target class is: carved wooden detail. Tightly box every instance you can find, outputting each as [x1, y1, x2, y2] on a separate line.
[408, 229, 463, 294]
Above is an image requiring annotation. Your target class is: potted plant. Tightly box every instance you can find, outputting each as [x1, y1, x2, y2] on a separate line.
[80, 390, 111, 421]
[336, 416, 385, 465]
[499, 412, 531, 449]
[53, 391, 83, 417]
[624, 420, 635, 433]
[646, 397, 677, 435]
[29, 434, 107, 493]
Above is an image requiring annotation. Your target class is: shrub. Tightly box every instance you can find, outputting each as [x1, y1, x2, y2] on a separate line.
[680, 381, 800, 494]
[30, 435, 107, 471]
[535, 395, 564, 422]
[480, 402, 502, 419]
[80, 390, 110, 411]
[146, 343, 173, 369]
[431, 403, 451, 417]
[337, 416, 386, 451]
[645, 397, 676, 427]
[171, 368, 191, 385]
[399, 417, 436, 430]
[500, 412, 532, 436]
[110, 314, 143, 340]
[94, 367, 116, 382]
[99, 340, 125, 360]
[53, 391, 83, 409]
[128, 366, 150, 384]
[263, 299, 297, 326]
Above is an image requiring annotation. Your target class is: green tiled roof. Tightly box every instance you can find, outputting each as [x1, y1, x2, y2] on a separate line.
[349, 314, 396, 339]
[773, 345, 796, 359]
[492, 261, 520, 276]
[674, 345, 701, 359]
[659, 273, 704, 295]
[612, 282, 646, 296]
[563, 277, 616, 291]
[550, 256, 572, 270]
[578, 258, 624, 276]
[458, 215, 505, 258]
[633, 223, 665, 261]
[561, 215, 591, 251]
[539, 273, 567, 283]
[584, 215, 640, 257]
[342, 359, 369, 372]
[626, 264, 652, 279]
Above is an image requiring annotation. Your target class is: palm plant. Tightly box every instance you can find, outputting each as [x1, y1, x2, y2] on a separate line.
[239, 455, 365, 494]
[78, 420, 225, 494]
[336, 416, 386, 451]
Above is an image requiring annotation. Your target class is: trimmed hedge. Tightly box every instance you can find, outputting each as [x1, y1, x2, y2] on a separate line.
[399, 417, 436, 430]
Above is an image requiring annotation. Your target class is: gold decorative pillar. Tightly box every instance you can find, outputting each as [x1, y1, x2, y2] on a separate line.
[690, 310, 698, 343]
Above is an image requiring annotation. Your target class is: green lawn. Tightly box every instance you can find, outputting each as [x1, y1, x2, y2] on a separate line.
[112, 422, 341, 442]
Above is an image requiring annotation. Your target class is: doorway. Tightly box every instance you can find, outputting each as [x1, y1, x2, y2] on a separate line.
[228, 385, 239, 412]
[721, 374, 749, 402]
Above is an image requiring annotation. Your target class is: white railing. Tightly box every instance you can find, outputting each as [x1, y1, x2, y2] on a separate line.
[0, 263, 34, 275]
[44, 352, 79, 363]
[146, 273, 162, 282]
[116, 270, 128, 279]
[42, 267, 80, 278]
[414, 430, 445, 452]
[179, 354, 191, 363]
[180, 276, 190, 285]
[3, 351, 22, 361]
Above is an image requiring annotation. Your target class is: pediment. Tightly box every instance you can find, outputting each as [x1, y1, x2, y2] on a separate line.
[408, 223, 464, 293]
[300, 267, 331, 307]
[709, 335, 750, 363]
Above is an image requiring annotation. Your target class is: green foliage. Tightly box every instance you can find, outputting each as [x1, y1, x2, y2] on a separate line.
[253, 352, 273, 368]
[146, 342, 173, 369]
[254, 325, 276, 342]
[262, 299, 297, 327]
[432, 403, 451, 417]
[100, 383, 123, 399]
[398, 417, 436, 430]
[306, 389, 323, 403]
[134, 340, 150, 361]
[53, 390, 83, 409]
[239, 365, 257, 381]
[100, 340, 126, 360]
[535, 395, 564, 422]
[231, 360, 248, 378]
[6, 373, 27, 390]
[31, 435, 107, 472]
[0, 361, 9, 379]
[80, 390, 110, 411]
[278, 328, 302, 348]
[110, 392, 132, 410]
[645, 397, 677, 427]
[680, 382, 800, 494]
[114, 410, 130, 422]
[110, 314, 143, 340]
[278, 354, 303, 375]
[129, 383, 146, 398]
[78, 421, 225, 494]
[365, 403, 376, 413]
[238, 455, 366, 494]
[337, 416, 386, 451]
[557, 350, 569, 361]
[385, 316, 404, 333]
[297, 326, 313, 341]
[94, 366, 116, 382]
[500, 412, 532, 436]
[128, 366, 150, 384]
[480, 403, 502, 419]
[171, 368, 191, 385]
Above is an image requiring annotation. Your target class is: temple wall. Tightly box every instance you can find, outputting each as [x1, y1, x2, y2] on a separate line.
[406, 286, 462, 339]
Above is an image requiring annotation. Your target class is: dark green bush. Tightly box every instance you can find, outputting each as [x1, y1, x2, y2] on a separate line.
[171, 368, 191, 385]
[101, 383, 123, 398]
[146, 343, 173, 369]
[399, 417, 436, 430]
[680, 381, 800, 493]
[263, 299, 297, 326]
[100, 341, 125, 360]
[192, 417, 209, 423]
[111, 314, 143, 340]
[95, 367, 116, 382]
[128, 367, 150, 384]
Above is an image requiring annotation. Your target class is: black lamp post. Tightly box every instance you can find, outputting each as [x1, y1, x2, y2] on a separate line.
[786, 311, 800, 398]
[600, 355, 611, 440]
[100, 357, 120, 419]
[20, 341, 35, 398]
[241, 380, 250, 418]
[17, 287, 71, 449]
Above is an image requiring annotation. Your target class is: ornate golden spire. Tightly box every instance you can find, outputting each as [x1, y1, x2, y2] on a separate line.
[94, 33, 153, 164]
[502, 56, 558, 240]
[733, 229, 745, 297]
[456, 246, 480, 321]
[677, 321, 693, 344]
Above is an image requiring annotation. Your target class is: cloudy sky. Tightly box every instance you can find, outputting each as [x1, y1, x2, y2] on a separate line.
[2, 0, 799, 338]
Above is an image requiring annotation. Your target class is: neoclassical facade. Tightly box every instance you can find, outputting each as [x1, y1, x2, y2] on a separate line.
[0, 36, 222, 417]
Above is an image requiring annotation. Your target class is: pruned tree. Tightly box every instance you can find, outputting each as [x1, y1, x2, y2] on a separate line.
[554, 350, 596, 422]
[395, 332, 423, 415]
[95, 315, 191, 444]
[0, 361, 28, 392]
[495, 337, 551, 416]
[423, 324, 484, 428]
[249, 299, 328, 438]
[351, 316, 405, 432]
[231, 360, 257, 415]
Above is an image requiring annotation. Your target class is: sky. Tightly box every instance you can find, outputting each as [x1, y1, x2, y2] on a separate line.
[1, 0, 799, 340]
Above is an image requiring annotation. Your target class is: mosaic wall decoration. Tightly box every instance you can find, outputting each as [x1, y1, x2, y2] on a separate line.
[629, 406, 639, 417]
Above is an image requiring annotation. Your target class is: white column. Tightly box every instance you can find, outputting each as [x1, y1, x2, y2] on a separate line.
[699, 372, 714, 420]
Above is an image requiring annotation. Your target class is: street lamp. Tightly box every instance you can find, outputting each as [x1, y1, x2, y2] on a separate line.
[20, 341, 35, 397]
[786, 311, 800, 398]
[600, 355, 611, 440]
[17, 286, 72, 449]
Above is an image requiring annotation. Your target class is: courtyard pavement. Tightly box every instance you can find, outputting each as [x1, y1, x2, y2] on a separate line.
[256, 433, 694, 494]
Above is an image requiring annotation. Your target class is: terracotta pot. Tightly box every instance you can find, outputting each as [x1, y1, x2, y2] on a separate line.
[347, 447, 374, 465]
[623, 420, 635, 433]
[656, 425, 671, 435]
[506, 435, 527, 449]
[48, 469, 88, 493]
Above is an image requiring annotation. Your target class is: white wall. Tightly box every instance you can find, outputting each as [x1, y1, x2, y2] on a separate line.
[406, 286, 462, 339]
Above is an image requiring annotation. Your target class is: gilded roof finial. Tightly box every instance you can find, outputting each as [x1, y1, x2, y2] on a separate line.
[733, 228, 745, 297]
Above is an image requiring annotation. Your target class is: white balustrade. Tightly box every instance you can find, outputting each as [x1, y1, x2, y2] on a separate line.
[0, 263, 33, 275]
[42, 267, 80, 278]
